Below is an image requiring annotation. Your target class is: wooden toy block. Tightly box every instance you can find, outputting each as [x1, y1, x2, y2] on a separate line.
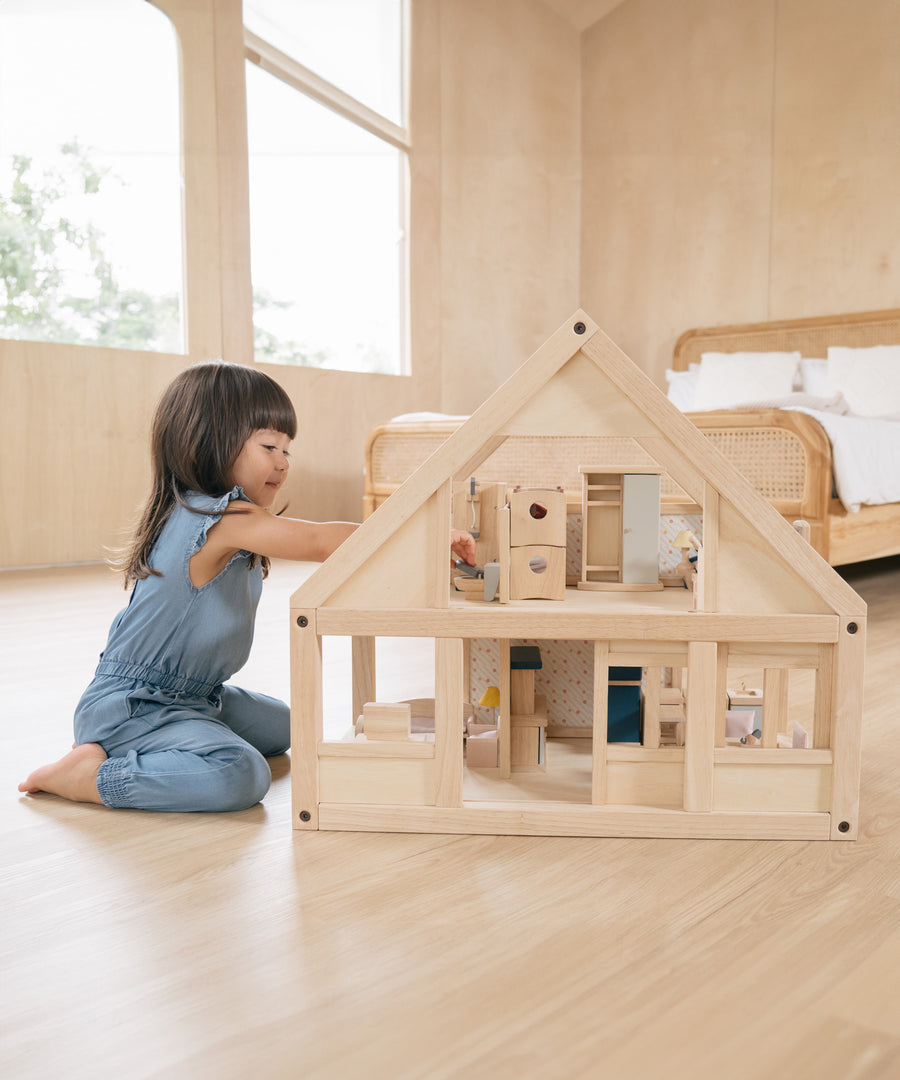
[467, 721, 499, 738]
[510, 668, 535, 715]
[510, 645, 541, 714]
[361, 702, 411, 741]
[290, 310, 866, 841]
[508, 487, 567, 548]
[510, 724, 545, 769]
[466, 731, 499, 768]
[508, 545, 566, 601]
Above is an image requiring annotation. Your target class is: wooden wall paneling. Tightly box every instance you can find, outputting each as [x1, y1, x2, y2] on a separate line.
[579, 0, 776, 388]
[769, 0, 900, 317]
[438, 0, 581, 414]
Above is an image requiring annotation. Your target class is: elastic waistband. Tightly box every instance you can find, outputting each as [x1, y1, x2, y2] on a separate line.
[95, 659, 220, 698]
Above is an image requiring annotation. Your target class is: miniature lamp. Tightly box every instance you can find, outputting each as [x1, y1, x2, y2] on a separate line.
[672, 529, 701, 578]
[479, 685, 501, 725]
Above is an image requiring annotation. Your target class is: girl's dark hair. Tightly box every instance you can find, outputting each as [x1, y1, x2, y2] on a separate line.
[116, 361, 297, 584]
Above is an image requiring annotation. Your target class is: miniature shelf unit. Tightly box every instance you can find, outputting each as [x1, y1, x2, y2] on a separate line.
[290, 312, 866, 842]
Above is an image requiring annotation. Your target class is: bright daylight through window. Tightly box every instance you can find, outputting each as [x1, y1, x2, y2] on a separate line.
[0, 0, 184, 353]
[243, 0, 408, 375]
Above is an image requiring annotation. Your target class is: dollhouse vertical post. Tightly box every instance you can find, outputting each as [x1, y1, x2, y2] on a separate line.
[591, 641, 610, 804]
[715, 644, 729, 747]
[830, 618, 865, 839]
[352, 636, 376, 727]
[499, 639, 512, 778]
[435, 637, 465, 806]
[683, 641, 717, 811]
[643, 666, 661, 749]
[762, 669, 788, 747]
[291, 609, 322, 830]
[813, 643, 835, 749]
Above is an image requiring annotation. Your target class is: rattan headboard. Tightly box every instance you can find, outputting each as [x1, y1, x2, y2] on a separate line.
[673, 307, 900, 370]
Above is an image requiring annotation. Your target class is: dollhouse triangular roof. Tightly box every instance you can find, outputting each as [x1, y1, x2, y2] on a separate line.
[292, 311, 864, 618]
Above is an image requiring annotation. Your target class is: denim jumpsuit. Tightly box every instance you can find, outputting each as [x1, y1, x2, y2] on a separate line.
[74, 488, 290, 812]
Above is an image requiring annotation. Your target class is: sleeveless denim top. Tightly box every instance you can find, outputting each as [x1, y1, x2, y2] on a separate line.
[94, 487, 262, 699]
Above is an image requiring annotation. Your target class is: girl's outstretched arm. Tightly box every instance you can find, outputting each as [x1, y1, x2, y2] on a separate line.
[195, 505, 476, 585]
[183, 506, 358, 588]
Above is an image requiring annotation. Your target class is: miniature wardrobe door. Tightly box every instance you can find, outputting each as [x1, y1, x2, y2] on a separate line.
[621, 474, 660, 584]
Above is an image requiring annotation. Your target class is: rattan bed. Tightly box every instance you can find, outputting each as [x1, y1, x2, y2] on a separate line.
[363, 308, 900, 567]
[675, 308, 900, 566]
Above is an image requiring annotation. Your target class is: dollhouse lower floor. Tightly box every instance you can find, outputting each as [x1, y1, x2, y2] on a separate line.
[292, 587, 863, 842]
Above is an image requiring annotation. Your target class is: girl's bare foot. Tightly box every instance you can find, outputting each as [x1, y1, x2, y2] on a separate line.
[18, 743, 107, 805]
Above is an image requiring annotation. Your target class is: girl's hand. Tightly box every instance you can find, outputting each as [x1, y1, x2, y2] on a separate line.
[450, 529, 476, 567]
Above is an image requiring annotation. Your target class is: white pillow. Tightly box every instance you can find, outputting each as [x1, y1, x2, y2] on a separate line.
[692, 351, 801, 411]
[665, 364, 699, 410]
[826, 345, 900, 417]
[800, 358, 829, 396]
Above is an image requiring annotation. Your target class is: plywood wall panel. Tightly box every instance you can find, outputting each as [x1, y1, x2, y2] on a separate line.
[438, 0, 581, 414]
[0, 344, 183, 567]
[769, 0, 900, 317]
[580, 0, 776, 387]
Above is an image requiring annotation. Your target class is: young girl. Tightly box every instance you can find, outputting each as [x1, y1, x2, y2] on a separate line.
[20, 361, 475, 813]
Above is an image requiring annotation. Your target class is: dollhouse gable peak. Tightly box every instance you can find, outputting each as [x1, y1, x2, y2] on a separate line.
[291, 310, 865, 618]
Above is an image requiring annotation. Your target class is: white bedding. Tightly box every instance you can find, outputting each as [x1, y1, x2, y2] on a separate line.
[688, 393, 900, 513]
[787, 407, 900, 513]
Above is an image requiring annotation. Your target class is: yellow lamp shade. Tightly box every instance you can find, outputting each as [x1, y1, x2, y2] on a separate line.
[673, 530, 700, 550]
[479, 685, 501, 708]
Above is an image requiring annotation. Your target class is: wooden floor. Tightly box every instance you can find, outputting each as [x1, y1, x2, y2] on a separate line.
[3, 555, 900, 1080]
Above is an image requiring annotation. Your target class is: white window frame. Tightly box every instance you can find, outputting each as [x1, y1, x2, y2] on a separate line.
[243, 7, 411, 375]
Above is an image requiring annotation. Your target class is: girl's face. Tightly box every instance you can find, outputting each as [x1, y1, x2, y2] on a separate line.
[230, 428, 291, 507]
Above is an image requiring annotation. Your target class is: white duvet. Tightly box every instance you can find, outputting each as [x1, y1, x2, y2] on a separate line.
[690, 393, 900, 513]
[788, 407, 900, 513]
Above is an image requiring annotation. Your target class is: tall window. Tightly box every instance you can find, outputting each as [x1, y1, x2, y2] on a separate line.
[0, 0, 184, 353]
[244, 1, 408, 375]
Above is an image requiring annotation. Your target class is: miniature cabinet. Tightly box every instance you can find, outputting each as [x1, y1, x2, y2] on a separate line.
[579, 467, 662, 590]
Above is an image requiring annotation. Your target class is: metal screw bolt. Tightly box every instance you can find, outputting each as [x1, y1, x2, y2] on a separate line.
[574, 321, 586, 334]
[297, 616, 308, 627]
[847, 622, 858, 634]
[299, 810, 312, 822]
[838, 820, 851, 833]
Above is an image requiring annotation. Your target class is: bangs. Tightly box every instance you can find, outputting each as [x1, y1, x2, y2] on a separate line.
[245, 376, 298, 441]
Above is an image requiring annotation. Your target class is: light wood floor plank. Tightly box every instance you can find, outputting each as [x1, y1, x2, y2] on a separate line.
[2, 556, 899, 1079]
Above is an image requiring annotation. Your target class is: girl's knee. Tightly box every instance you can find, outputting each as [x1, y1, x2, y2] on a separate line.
[209, 746, 271, 811]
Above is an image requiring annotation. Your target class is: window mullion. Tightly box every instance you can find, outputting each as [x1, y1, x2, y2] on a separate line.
[244, 29, 409, 152]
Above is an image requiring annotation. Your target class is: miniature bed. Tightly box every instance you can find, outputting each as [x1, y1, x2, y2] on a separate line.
[291, 312, 866, 843]
[365, 308, 900, 567]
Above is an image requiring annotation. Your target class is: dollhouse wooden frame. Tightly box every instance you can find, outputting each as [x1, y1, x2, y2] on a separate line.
[289, 312, 866, 841]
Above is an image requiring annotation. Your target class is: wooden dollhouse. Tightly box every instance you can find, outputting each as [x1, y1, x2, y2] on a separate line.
[289, 312, 866, 841]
